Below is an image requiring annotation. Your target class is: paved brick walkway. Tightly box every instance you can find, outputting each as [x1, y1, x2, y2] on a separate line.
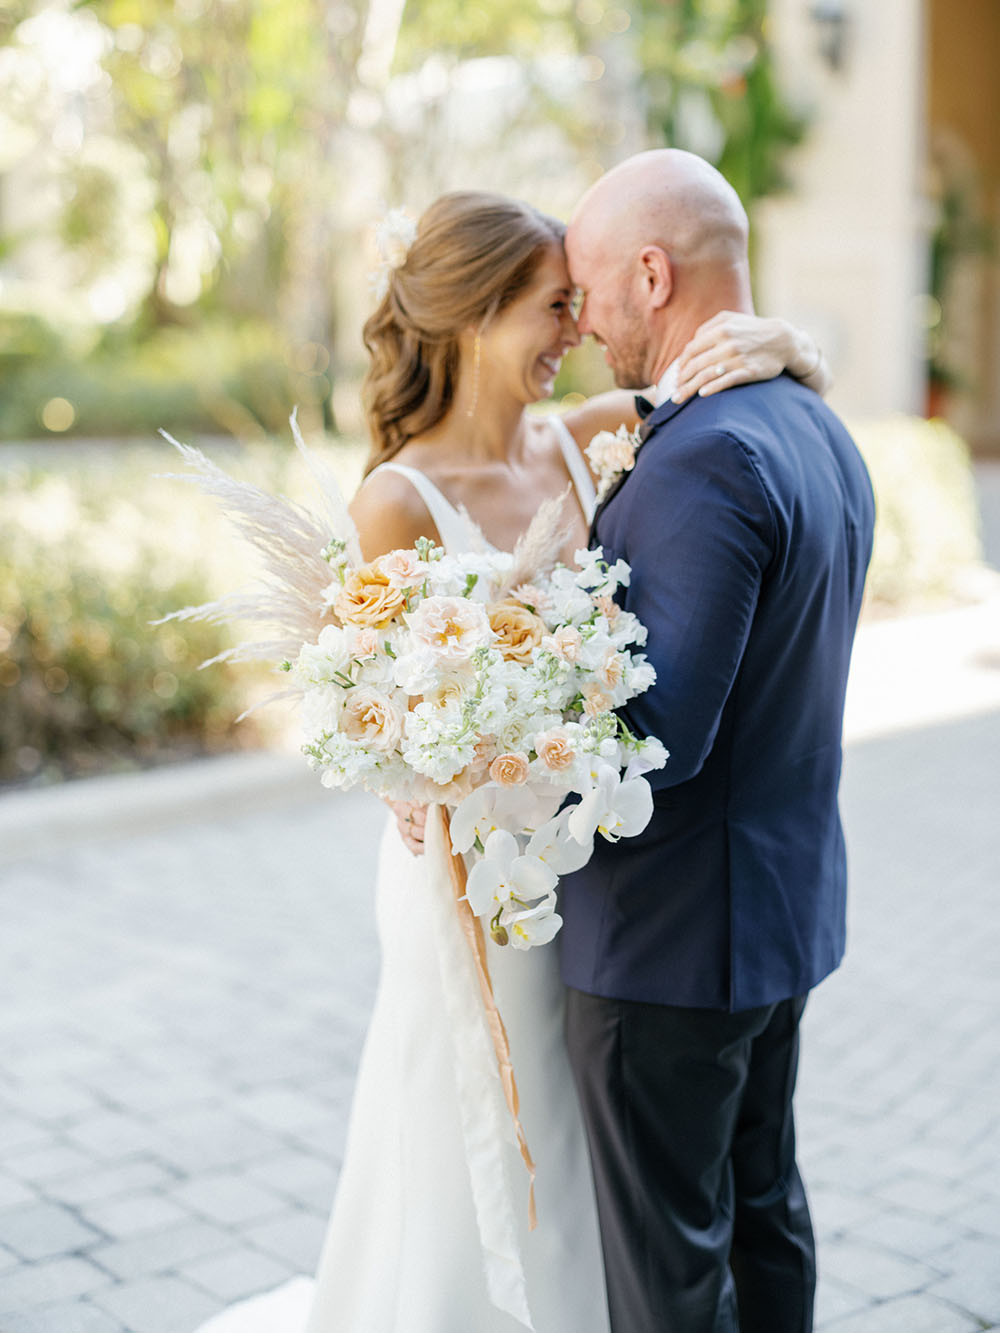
[3, 680, 998, 1332]
[0, 463, 997, 1332]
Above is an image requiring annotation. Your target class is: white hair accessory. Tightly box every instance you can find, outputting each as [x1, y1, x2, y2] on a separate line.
[371, 207, 418, 301]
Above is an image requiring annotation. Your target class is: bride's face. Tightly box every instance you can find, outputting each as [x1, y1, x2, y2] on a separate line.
[478, 246, 581, 404]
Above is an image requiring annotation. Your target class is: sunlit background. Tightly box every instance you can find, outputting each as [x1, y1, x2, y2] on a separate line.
[2, 0, 998, 786]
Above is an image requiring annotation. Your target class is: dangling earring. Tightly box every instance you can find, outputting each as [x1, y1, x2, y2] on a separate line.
[466, 333, 481, 419]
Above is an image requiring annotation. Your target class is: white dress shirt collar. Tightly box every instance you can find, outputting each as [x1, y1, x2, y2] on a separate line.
[652, 358, 681, 407]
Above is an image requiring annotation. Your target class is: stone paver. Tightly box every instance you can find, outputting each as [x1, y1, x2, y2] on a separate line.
[0, 475, 997, 1330]
[89, 1278, 222, 1333]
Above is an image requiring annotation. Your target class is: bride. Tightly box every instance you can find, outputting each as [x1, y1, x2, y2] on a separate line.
[198, 191, 828, 1333]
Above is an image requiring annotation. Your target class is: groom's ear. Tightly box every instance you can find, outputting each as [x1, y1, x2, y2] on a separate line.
[638, 246, 672, 310]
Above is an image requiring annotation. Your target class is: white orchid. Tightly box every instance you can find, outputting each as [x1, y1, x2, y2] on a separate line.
[465, 829, 558, 918]
[501, 899, 564, 951]
[450, 783, 562, 855]
[568, 763, 654, 845]
[526, 806, 594, 873]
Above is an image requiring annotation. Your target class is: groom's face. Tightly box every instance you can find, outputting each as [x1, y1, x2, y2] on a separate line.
[565, 228, 651, 390]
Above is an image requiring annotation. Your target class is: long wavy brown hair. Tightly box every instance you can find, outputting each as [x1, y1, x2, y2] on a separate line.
[361, 192, 566, 474]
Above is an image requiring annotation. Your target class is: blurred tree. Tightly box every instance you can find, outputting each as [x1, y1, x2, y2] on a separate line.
[0, 0, 810, 440]
[630, 0, 805, 208]
[90, 0, 380, 430]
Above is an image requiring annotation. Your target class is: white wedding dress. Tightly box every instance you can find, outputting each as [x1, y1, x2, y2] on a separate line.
[196, 419, 609, 1333]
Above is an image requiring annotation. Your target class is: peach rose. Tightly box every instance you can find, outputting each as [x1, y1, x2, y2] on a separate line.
[487, 599, 545, 664]
[334, 563, 406, 628]
[534, 728, 576, 772]
[541, 625, 582, 662]
[406, 596, 494, 664]
[341, 687, 404, 751]
[594, 595, 620, 624]
[489, 752, 530, 786]
[426, 677, 465, 709]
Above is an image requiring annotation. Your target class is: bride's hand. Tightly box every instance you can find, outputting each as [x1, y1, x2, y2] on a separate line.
[388, 799, 427, 856]
[673, 312, 831, 403]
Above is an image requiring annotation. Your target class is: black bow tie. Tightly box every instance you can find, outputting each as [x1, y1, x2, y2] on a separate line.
[634, 394, 656, 420]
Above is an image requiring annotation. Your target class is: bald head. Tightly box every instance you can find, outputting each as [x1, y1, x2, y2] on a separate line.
[571, 149, 749, 272]
[566, 150, 753, 387]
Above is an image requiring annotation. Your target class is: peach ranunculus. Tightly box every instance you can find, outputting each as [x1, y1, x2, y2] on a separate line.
[594, 595, 621, 624]
[472, 736, 498, 770]
[582, 683, 612, 718]
[351, 627, 380, 659]
[340, 687, 405, 752]
[509, 583, 549, 613]
[334, 563, 406, 628]
[487, 599, 545, 664]
[379, 549, 428, 590]
[406, 596, 494, 665]
[489, 752, 531, 786]
[534, 727, 576, 773]
[598, 650, 627, 691]
[541, 624, 582, 662]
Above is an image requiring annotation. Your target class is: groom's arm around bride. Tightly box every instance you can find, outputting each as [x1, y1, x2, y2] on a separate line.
[559, 150, 876, 1333]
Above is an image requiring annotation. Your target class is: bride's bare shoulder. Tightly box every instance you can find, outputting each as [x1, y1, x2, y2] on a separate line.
[350, 464, 440, 559]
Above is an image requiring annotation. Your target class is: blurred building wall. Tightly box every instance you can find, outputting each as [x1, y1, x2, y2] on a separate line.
[754, 0, 928, 423]
[927, 0, 1000, 455]
[756, 0, 1000, 453]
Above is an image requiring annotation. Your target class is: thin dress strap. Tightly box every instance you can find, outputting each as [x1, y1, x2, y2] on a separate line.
[368, 461, 480, 554]
[548, 415, 596, 523]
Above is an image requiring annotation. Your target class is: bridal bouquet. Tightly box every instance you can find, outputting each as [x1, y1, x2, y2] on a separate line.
[288, 536, 666, 949]
[159, 416, 666, 953]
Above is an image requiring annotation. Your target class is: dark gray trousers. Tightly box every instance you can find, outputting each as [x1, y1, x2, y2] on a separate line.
[565, 989, 815, 1333]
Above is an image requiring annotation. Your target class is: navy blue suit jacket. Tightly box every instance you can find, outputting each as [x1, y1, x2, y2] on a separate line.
[559, 374, 876, 1011]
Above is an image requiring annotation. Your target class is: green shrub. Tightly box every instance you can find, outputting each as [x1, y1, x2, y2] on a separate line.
[851, 415, 985, 611]
[0, 436, 365, 787]
[0, 415, 984, 788]
[0, 316, 335, 440]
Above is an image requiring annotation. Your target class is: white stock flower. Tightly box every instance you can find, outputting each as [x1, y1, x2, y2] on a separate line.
[293, 624, 353, 685]
[465, 829, 558, 918]
[623, 735, 669, 782]
[626, 657, 656, 695]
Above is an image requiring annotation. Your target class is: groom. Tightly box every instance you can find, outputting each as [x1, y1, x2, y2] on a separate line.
[560, 150, 875, 1332]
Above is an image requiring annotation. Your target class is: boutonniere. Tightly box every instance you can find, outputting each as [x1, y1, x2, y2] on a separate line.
[585, 424, 645, 505]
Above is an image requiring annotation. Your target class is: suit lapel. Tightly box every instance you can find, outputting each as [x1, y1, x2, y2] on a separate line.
[588, 394, 698, 544]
